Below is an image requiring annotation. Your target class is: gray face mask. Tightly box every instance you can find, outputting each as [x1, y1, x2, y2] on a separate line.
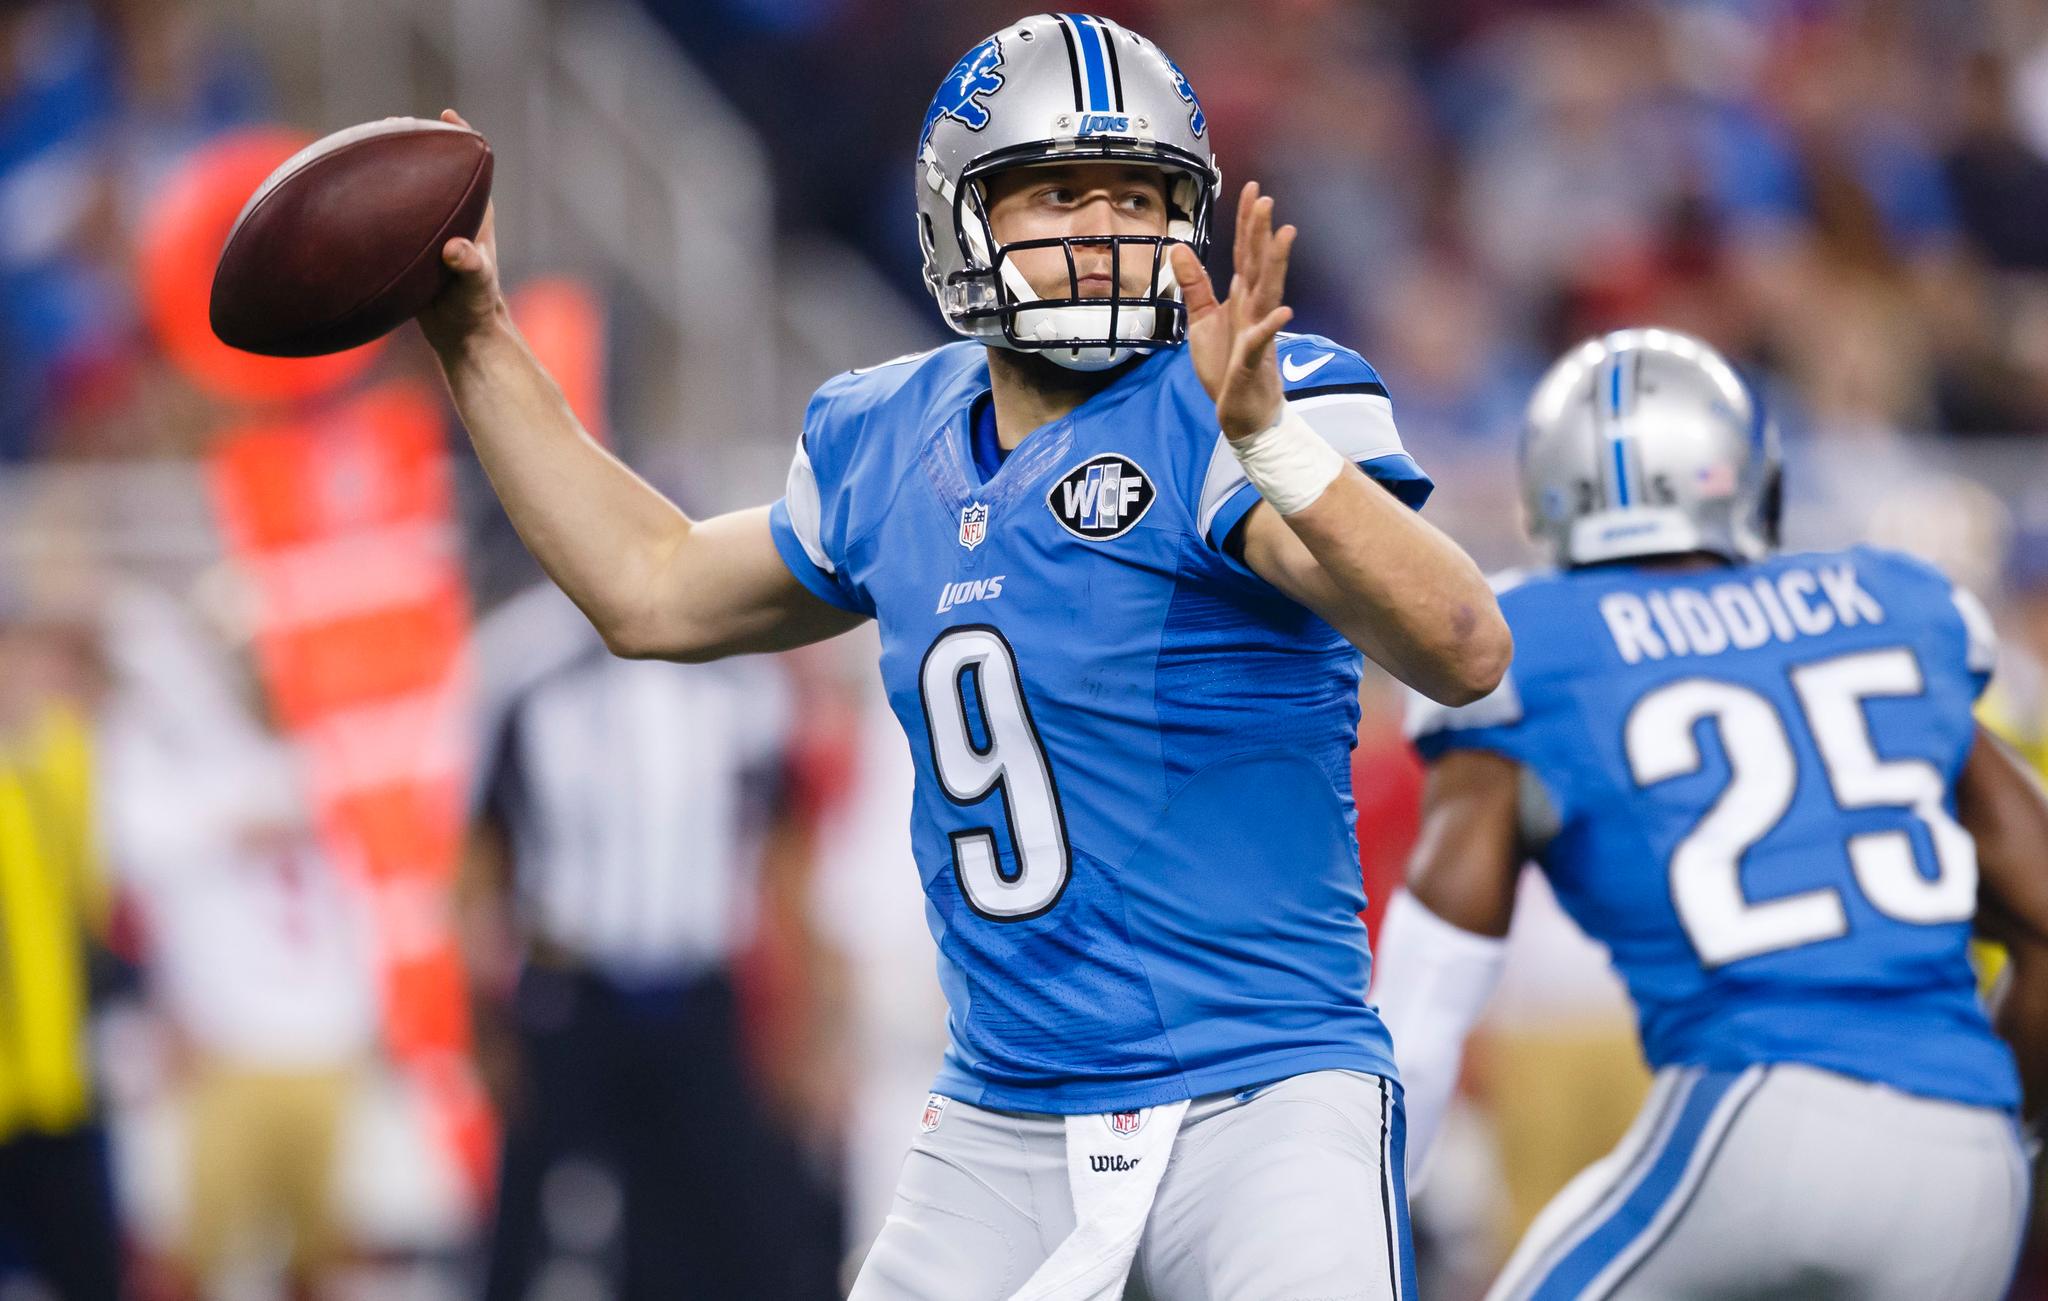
[914, 14, 1222, 372]
[1520, 328, 1781, 568]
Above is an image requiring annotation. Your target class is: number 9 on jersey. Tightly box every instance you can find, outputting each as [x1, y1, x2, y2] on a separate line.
[920, 626, 1073, 921]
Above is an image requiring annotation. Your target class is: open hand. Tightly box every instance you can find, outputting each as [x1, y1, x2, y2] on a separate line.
[1169, 181, 1297, 441]
[416, 109, 504, 356]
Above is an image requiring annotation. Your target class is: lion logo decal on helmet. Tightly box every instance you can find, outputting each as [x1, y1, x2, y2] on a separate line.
[920, 36, 1006, 150]
[1163, 54, 1206, 137]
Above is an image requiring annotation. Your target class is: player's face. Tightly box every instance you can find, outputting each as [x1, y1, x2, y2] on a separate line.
[982, 163, 1170, 302]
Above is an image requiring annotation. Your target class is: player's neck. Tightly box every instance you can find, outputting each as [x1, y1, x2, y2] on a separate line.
[985, 348, 1133, 450]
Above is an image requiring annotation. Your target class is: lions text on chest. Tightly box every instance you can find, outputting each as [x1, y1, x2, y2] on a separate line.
[937, 575, 1005, 615]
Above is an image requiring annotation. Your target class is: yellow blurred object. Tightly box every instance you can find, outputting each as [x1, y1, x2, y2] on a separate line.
[0, 704, 104, 1142]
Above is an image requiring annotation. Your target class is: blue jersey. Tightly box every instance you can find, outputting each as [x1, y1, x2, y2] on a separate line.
[1412, 547, 2018, 1110]
[768, 335, 1431, 1113]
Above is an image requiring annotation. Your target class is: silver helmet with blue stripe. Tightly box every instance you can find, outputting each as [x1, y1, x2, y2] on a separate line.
[1521, 328, 1781, 567]
[915, 14, 1221, 371]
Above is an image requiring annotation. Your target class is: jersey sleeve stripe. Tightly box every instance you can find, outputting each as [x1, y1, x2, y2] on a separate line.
[782, 435, 835, 574]
[1285, 380, 1390, 401]
[1196, 392, 1411, 535]
[1291, 392, 1403, 457]
[767, 499, 869, 615]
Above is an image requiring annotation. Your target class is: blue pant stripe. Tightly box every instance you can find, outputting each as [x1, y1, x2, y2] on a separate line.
[1524, 1069, 1743, 1301]
[1507, 1073, 1695, 1294]
[1386, 1080, 1420, 1300]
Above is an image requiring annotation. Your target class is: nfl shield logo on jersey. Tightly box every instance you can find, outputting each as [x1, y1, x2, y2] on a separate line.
[959, 501, 989, 550]
[920, 1094, 948, 1133]
[1050, 454, 1156, 541]
[1106, 1110, 1144, 1138]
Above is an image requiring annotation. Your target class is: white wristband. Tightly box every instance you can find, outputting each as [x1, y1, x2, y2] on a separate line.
[1227, 404, 1348, 516]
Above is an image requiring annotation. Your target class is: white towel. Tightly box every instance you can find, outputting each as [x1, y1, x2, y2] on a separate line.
[1007, 1099, 1190, 1301]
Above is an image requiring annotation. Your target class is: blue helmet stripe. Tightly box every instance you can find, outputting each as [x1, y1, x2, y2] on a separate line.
[1608, 351, 1632, 508]
[1063, 14, 1112, 112]
[1085, 14, 1125, 109]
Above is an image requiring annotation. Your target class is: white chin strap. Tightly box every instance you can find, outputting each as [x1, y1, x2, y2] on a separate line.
[993, 248, 1182, 371]
[966, 176, 1194, 371]
[1005, 300, 1161, 371]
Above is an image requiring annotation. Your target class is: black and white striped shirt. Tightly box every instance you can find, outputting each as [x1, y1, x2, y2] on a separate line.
[471, 584, 793, 981]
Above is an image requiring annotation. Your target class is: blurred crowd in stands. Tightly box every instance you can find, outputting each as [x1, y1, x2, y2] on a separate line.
[658, 0, 2048, 451]
[0, 0, 270, 462]
[4, 0, 2048, 1297]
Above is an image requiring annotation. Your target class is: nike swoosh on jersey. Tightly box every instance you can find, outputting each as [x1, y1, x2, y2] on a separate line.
[1280, 352, 1335, 383]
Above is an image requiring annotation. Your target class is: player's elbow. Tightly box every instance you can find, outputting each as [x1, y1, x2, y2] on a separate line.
[595, 605, 711, 663]
[597, 616, 665, 661]
[599, 620, 724, 663]
[1423, 607, 1513, 707]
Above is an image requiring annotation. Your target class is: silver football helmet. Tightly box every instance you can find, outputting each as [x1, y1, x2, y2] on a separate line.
[1521, 327, 1781, 567]
[915, 14, 1221, 371]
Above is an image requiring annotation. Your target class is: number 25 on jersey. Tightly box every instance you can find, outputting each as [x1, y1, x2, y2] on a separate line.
[1626, 647, 1975, 967]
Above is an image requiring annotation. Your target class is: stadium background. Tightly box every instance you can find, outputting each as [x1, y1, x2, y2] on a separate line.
[3, 0, 2048, 1296]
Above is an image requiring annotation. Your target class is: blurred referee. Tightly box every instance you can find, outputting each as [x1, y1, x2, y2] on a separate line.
[462, 581, 840, 1300]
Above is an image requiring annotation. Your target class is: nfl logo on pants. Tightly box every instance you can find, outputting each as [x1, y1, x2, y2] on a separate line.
[959, 501, 989, 550]
[1107, 1110, 1144, 1137]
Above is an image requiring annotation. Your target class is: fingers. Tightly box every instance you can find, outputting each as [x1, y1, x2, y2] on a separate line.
[1233, 181, 1259, 280]
[1245, 198, 1271, 285]
[1231, 306, 1295, 373]
[1230, 184, 1287, 313]
[442, 233, 494, 282]
[1211, 184, 1295, 376]
[1170, 244, 1220, 319]
[441, 108, 472, 130]
[1253, 224, 1297, 317]
[1223, 271, 1248, 338]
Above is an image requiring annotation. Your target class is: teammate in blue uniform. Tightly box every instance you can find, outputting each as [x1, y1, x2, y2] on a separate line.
[1376, 328, 2048, 1300]
[417, 14, 1509, 1299]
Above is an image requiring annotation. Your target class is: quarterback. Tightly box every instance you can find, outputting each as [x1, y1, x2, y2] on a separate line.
[420, 14, 1507, 1299]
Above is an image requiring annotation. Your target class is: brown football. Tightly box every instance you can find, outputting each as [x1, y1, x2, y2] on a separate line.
[209, 117, 492, 358]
